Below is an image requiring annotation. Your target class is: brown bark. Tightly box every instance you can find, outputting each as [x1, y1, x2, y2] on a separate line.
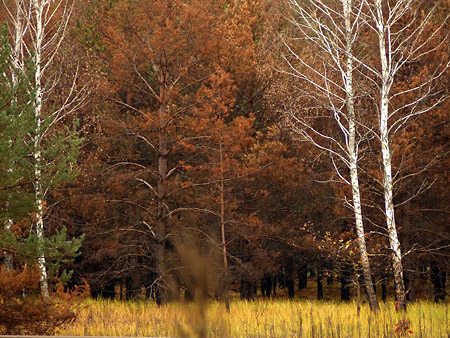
[219, 130, 230, 312]
[155, 79, 169, 305]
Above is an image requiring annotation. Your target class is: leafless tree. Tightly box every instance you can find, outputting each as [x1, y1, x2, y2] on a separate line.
[282, 0, 380, 311]
[359, 0, 449, 311]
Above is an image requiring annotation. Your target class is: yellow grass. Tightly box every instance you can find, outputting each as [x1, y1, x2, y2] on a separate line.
[56, 298, 449, 337]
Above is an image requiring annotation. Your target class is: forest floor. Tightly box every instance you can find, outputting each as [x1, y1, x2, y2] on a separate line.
[57, 295, 449, 337]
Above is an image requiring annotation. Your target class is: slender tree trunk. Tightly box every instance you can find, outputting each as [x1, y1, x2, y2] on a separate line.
[430, 262, 446, 302]
[298, 264, 308, 289]
[155, 81, 168, 305]
[218, 130, 230, 312]
[381, 275, 387, 302]
[286, 258, 295, 300]
[35, 160, 48, 298]
[349, 158, 380, 310]
[285, 1, 379, 310]
[340, 265, 351, 301]
[272, 275, 277, 296]
[317, 269, 323, 300]
[356, 278, 361, 317]
[261, 275, 272, 297]
[344, 0, 379, 312]
[402, 201, 414, 301]
[7, 0, 77, 297]
[374, 0, 407, 312]
[32, 0, 49, 299]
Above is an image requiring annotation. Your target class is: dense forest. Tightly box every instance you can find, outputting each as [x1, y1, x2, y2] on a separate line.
[0, 0, 449, 326]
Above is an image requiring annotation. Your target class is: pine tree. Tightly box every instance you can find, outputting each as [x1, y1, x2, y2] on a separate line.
[0, 25, 35, 223]
[2, 0, 85, 297]
[0, 26, 86, 335]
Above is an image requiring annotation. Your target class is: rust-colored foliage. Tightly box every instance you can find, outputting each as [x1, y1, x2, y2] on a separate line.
[0, 266, 89, 335]
[18, 0, 449, 304]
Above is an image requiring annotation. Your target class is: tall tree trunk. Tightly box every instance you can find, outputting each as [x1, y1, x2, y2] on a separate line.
[286, 258, 295, 300]
[218, 131, 230, 312]
[381, 277, 387, 302]
[317, 269, 323, 300]
[374, 0, 407, 312]
[340, 264, 351, 301]
[32, 0, 49, 299]
[430, 262, 446, 302]
[261, 275, 272, 297]
[298, 264, 308, 289]
[402, 201, 415, 301]
[285, 0, 379, 309]
[344, 0, 379, 312]
[356, 278, 361, 317]
[155, 82, 168, 305]
[272, 275, 277, 296]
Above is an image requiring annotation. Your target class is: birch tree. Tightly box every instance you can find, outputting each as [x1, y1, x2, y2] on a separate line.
[361, 0, 449, 311]
[283, 0, 380, 311]
[3, 0, 85, 297]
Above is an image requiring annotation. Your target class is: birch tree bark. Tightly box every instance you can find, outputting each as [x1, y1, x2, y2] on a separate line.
[343, 0, 380, 312]
[284, 0, 379, 311]
[4, 0, 84, 297]
[375, 3, 407, 310]
[31, 0, 50, 299]
[365, 0, 448, 311]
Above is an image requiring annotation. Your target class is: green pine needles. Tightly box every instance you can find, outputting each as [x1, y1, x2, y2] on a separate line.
[0, 24, 83, 286]
[0, 25, 35, 221]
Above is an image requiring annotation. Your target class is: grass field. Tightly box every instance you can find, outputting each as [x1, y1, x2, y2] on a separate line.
[56, 297, 449, 337]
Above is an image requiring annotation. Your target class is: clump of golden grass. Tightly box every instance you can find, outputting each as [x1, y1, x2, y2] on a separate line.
[57, 298, 449, 337]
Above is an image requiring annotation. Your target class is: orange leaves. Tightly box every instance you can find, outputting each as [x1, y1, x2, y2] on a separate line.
[0, 266, 40, 296]
[0, 266, 88, 335]
[246, 212, 264, 231]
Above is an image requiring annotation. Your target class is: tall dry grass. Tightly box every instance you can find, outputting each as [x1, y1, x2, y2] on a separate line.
[56, 298, 449, 337]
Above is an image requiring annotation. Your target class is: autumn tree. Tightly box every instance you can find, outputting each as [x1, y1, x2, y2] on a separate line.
[282, 0, 380, 311]
[1, 0, 86, 297]
[180, 67, 261, 310]
[74, 0, 266, 304]
[358, 0, 449, 311]
[0, 29, 87, 332]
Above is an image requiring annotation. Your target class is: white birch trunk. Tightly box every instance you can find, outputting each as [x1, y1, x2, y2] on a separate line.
[32, 0, 49, 298]
[284, 0, 380, 311]
[374, 0, 407, 311]
[344, 0, 379, 312]
[5, 0, 78, 296]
